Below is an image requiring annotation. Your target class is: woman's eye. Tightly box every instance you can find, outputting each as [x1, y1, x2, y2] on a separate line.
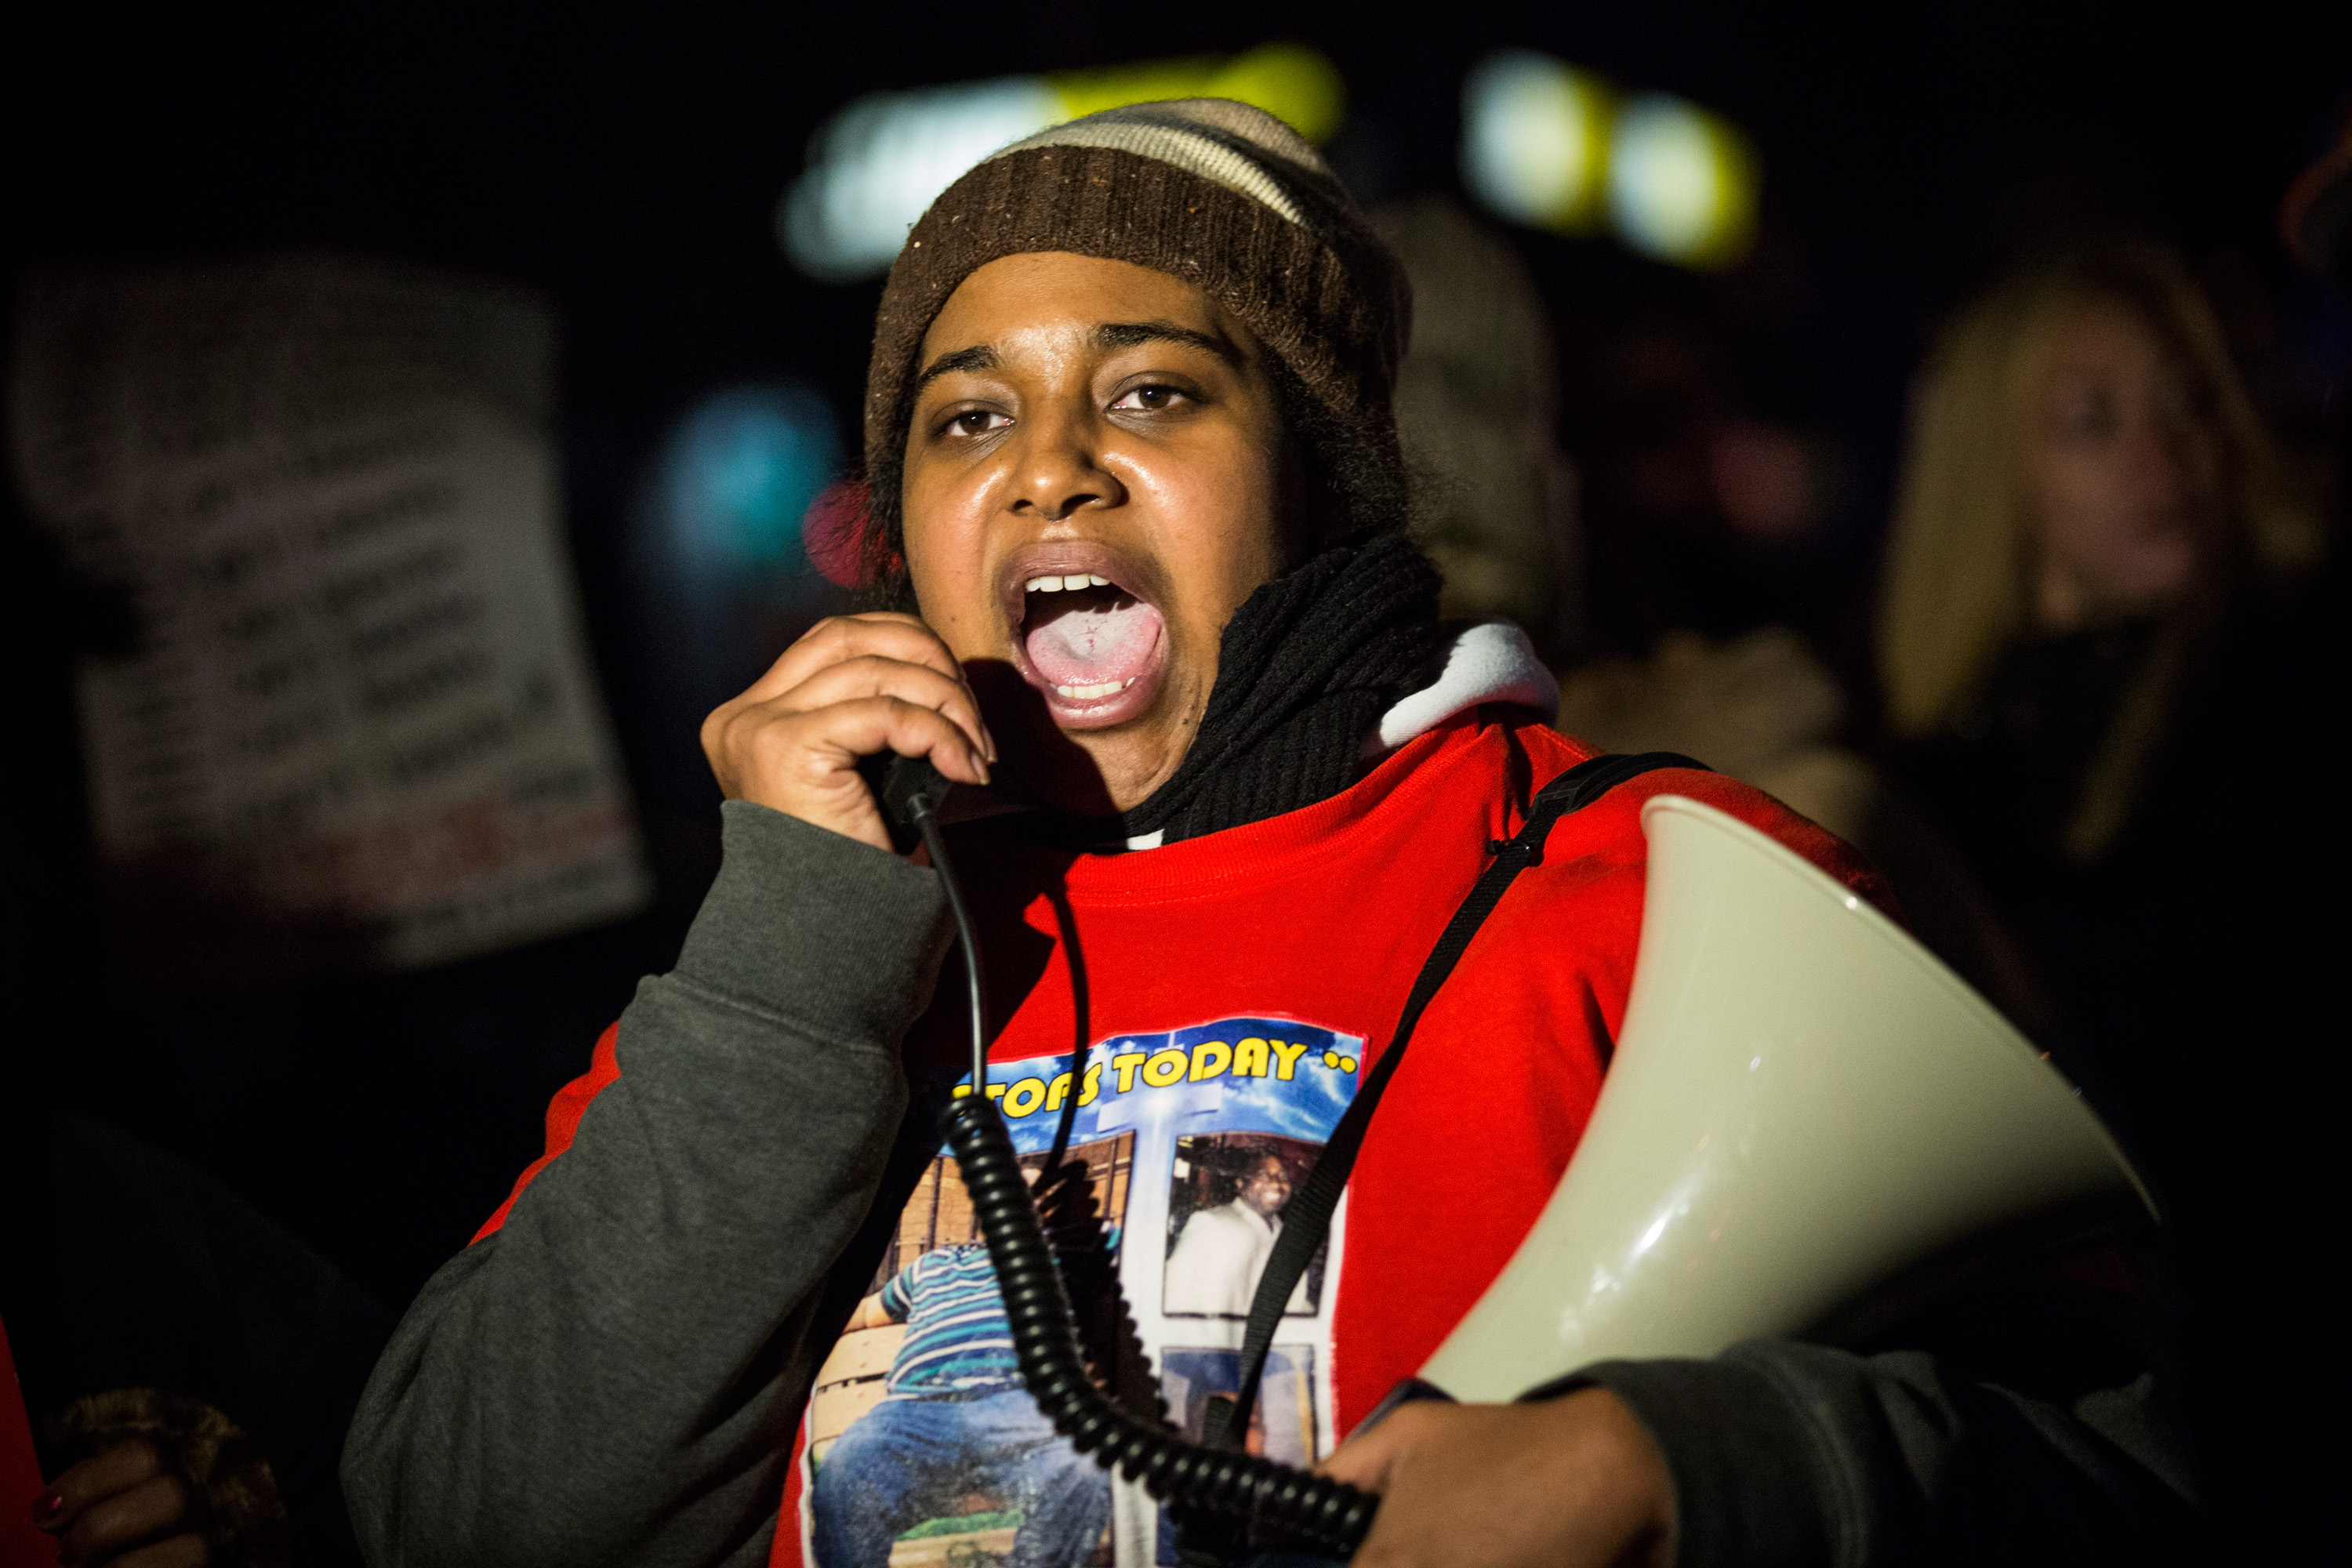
[946, 409, 1007, 437]
[1112, 384, 1185, 412]
[2059, 389, 2118, 443]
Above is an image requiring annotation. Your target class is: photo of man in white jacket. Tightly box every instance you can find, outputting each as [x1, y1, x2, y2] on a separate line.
[1163, 1146, 1312, 1318]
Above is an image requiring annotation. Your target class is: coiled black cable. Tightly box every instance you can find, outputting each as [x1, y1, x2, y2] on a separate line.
[937, 1094, 1377, 1554]
[890, 757, 1377, 1558]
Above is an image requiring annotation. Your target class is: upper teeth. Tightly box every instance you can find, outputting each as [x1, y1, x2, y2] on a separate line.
[1025, 573, 1112, 593]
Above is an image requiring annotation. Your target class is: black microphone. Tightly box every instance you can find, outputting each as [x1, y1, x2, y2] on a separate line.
[880, 752, 951, 833]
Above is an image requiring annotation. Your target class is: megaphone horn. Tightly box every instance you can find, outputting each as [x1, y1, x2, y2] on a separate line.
[1418, 794, 2154, 1403]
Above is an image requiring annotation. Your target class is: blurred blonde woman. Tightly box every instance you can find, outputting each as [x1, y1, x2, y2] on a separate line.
[1878, 245, 2341, 1459]
[1882, 241, 2321, 867]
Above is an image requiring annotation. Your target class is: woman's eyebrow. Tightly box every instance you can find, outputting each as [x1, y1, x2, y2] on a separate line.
[914, 344, 1000, 391]
[1092, 320, 1243, 368]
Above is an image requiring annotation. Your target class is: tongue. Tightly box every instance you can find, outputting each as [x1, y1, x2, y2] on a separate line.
[1025, 595, 1164, 690]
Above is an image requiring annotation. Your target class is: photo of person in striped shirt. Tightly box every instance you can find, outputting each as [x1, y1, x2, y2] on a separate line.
[811, 1240, 1111, 1567]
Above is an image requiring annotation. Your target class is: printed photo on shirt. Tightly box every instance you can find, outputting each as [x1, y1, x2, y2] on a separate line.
[1162, 1134, 1325, 1318]
[855, 1135, 1136, 1298]
[791, 1018, 1363, 1568]
[1153, 1346, 1319, 1566]
[1156, 1345, 1318, 1463]
[804, 1134, 1134, 1568]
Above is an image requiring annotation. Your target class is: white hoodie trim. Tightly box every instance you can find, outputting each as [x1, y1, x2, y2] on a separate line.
[1365, 620, 1559, 758]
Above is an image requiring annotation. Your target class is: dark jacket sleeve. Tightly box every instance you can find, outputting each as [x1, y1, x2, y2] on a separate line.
[1562, 1342, 2202, 1568]
[339, 803, 950, 1568]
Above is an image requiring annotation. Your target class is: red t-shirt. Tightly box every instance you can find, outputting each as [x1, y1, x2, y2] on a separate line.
[485, 710, 1885, 1568]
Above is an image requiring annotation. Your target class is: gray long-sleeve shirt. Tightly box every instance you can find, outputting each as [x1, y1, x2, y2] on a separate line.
[342, 800, 2201, 1566]
[343, 804, 950, 1566]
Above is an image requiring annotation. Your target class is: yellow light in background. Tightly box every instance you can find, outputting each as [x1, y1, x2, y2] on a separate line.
[1461, 51, 1614, 234]
[1051, 43, 1345, 143]
[1462, 50, 1759, 271]
[782, 45, 1345, 281]
[1606, 93, 1758, 270]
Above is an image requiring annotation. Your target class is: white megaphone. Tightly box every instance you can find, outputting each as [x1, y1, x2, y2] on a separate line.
[1418, 794, 2154, 1402]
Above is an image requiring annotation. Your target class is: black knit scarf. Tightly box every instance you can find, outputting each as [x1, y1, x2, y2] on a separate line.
[1041, 532, 1444, 847]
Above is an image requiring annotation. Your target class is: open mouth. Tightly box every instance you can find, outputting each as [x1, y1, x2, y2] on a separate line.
[1004, 550, 1167, 729]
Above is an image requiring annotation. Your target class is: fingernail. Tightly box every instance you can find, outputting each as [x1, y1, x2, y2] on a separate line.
[33, 1489, 64, 1523]
[972, 750, 991, 786]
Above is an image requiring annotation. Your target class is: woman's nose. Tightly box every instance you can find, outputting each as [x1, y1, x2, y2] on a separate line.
[1009, 403, 1123, 521]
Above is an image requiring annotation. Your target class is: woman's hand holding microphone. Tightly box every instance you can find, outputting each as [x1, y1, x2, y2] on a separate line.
[701, 613, 996, 852]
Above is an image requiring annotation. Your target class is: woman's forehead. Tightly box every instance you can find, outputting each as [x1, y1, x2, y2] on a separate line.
[2047, 296, 2163, 355]
[920, 252, 1252, 362]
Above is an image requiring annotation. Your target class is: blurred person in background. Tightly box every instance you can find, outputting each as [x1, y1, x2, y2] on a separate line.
[4, 1105, 393, 1566]
[1876, 237, 2341, 1551]
[1372, 198, 1583, 662]
[1380, 203, 2060, 1035]
[1877, 238, 2326, 1129]
[1567, 311, 1847, 655]
[1548, 306, 1880, 862]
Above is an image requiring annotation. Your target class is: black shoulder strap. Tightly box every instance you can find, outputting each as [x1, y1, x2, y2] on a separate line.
[1203, 752, 1707, 1449]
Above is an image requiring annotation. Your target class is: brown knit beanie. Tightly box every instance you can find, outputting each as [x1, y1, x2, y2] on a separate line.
[858, 99, 1412, 564]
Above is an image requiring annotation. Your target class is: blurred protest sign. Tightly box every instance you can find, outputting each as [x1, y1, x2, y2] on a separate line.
[9, 255, 651, 979]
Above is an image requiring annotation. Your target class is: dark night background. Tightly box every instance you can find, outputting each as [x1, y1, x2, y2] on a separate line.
[3, 0, 2346, 1544]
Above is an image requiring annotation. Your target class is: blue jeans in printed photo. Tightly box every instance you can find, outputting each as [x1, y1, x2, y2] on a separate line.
[812, 1389, 1112, 1568]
